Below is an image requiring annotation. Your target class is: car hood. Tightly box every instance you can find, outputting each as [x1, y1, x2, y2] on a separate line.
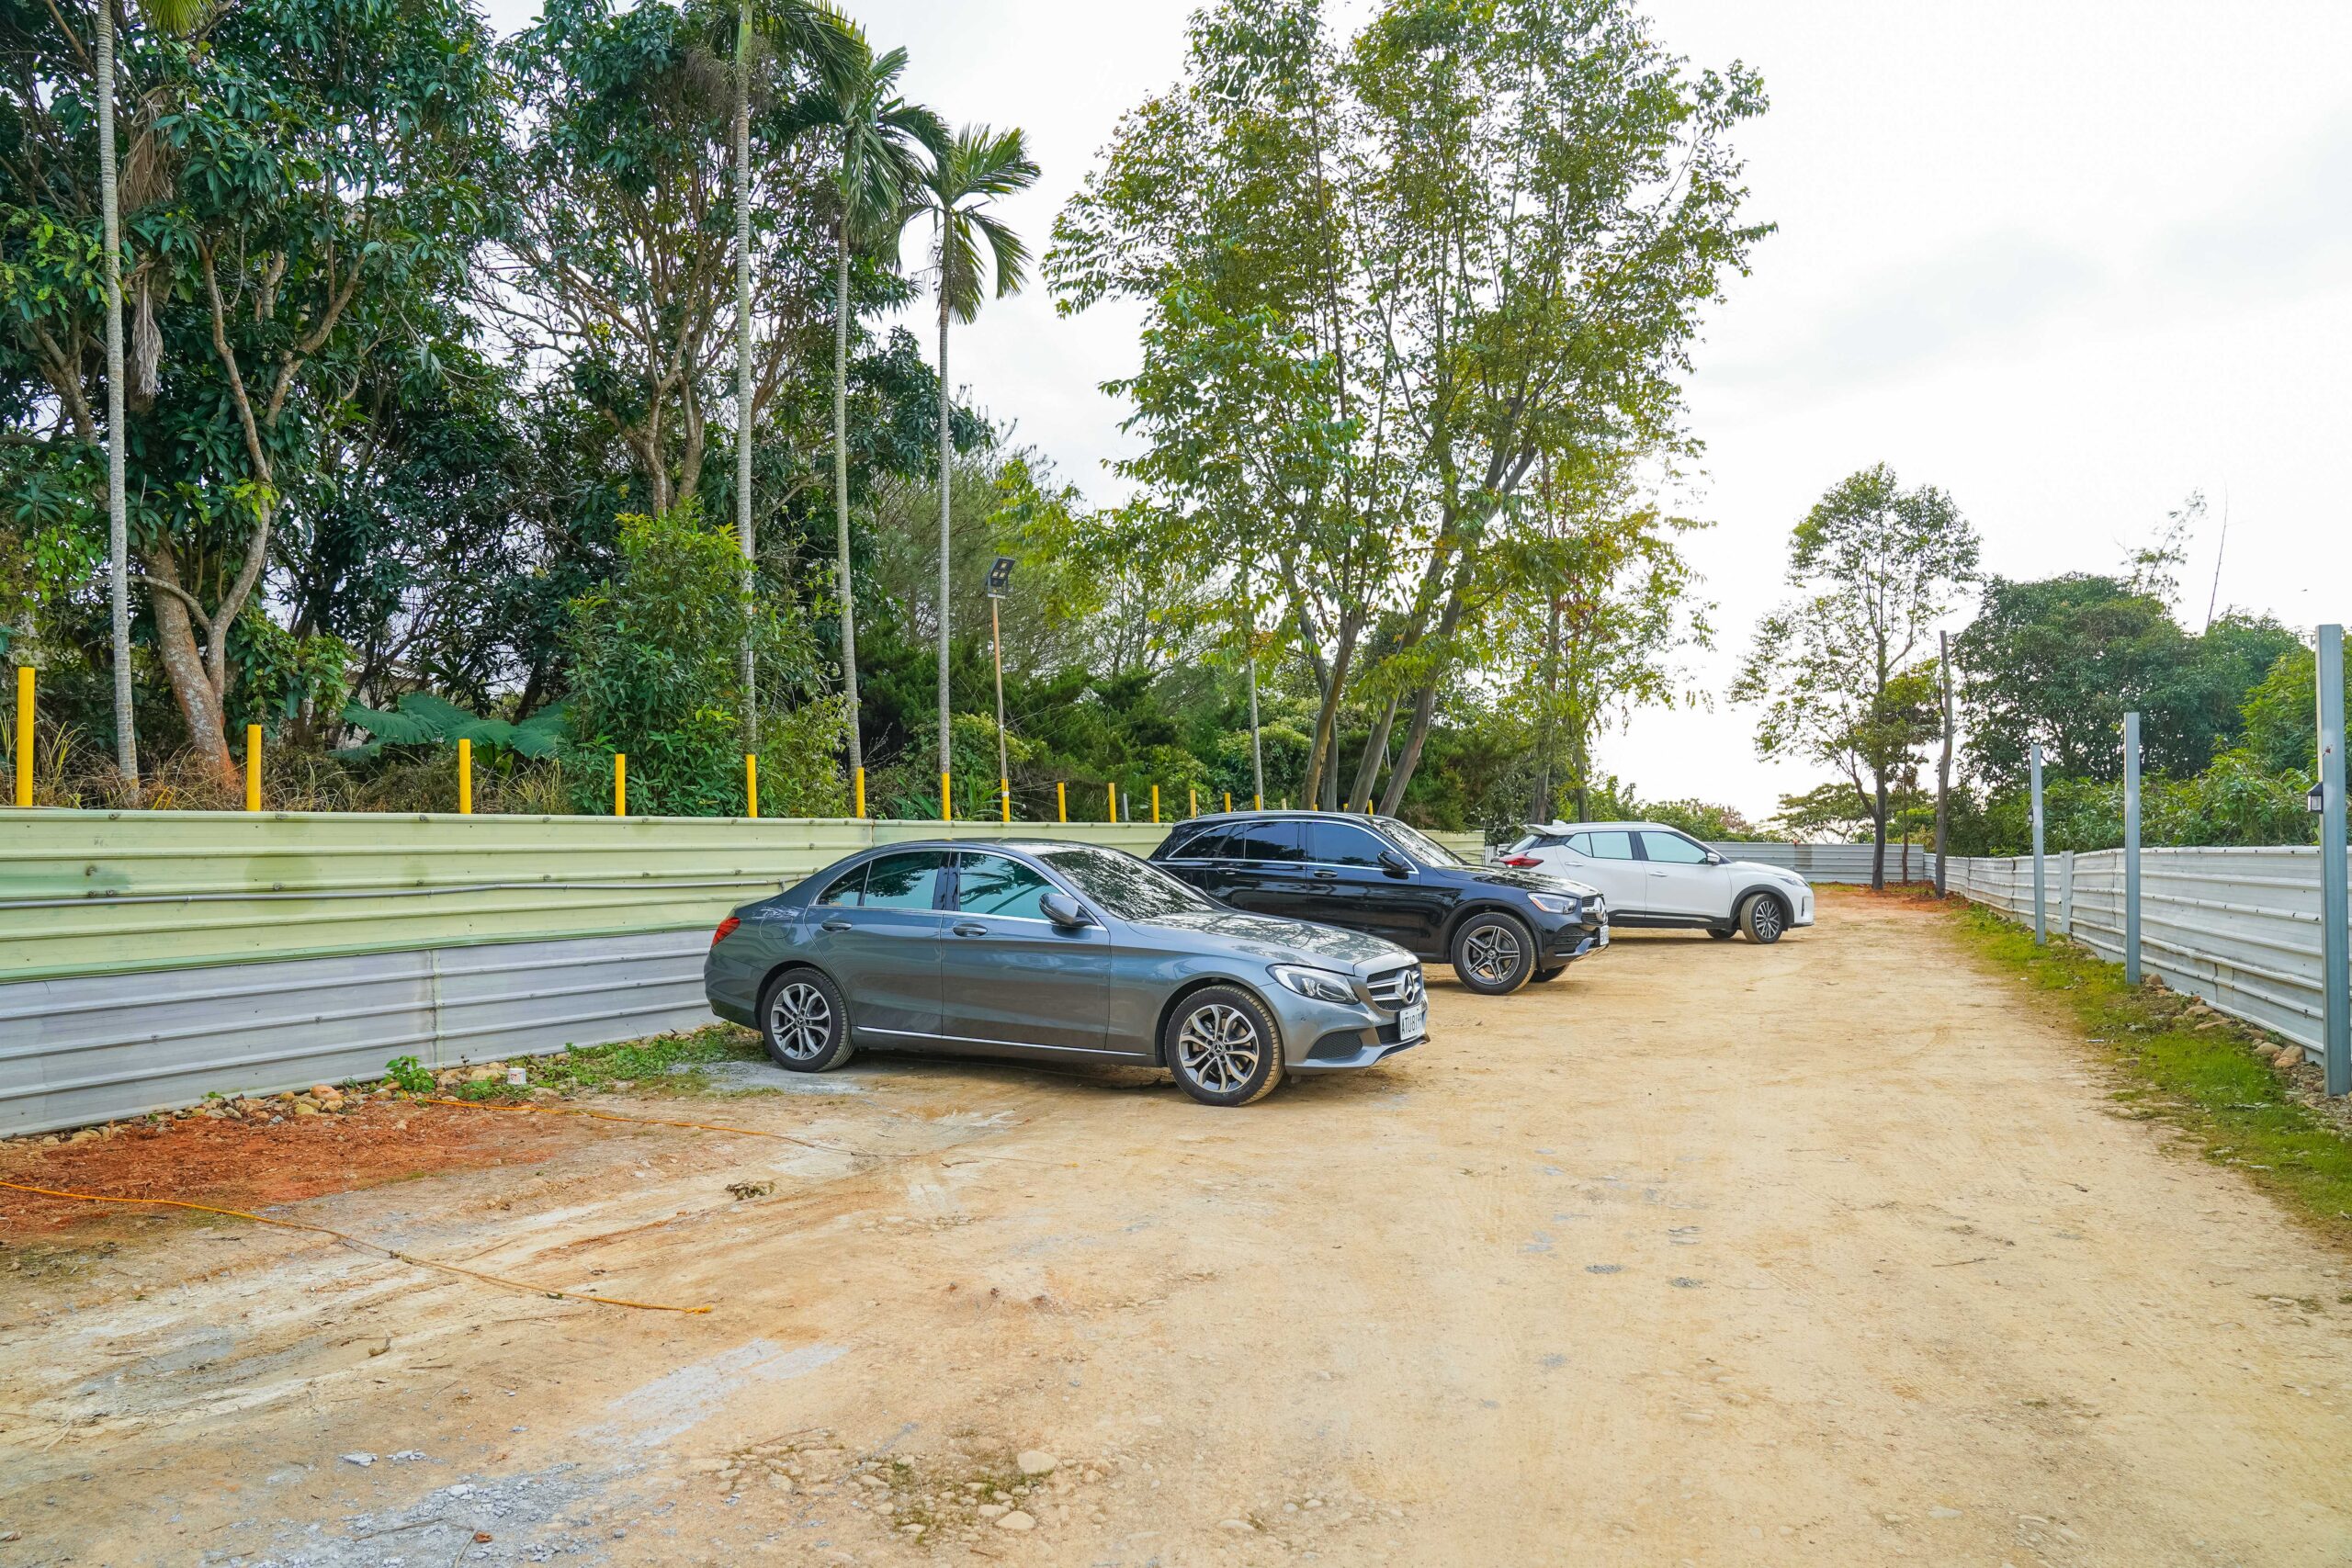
[1464, 865, 1602, 898]
[1133, 909, 1413, 972]
[1725, 858, 1805, 884]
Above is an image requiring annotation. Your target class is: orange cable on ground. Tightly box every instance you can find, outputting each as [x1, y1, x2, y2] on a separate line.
[421, 1096, 855, 1156]
[0, 1179, 712, 1315]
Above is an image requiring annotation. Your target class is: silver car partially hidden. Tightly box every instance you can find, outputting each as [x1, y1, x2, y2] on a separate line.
[704, 839, 1428, 1106]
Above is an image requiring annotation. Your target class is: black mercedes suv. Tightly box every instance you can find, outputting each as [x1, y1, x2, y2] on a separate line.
[1148, 811, 1608, 995]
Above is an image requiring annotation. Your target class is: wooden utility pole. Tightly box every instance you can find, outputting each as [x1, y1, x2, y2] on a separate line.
[1934, 629, 1953, 897]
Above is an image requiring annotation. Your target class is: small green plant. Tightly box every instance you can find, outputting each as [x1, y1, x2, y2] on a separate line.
[383, 1055, 435, 1097]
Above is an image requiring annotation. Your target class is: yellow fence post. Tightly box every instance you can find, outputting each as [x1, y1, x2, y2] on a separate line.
[854, 766, 866, 820]
[1107, 782, 1116, 822]
[244, 724, 262, 813]
[1001, 778, 1011, 824]
[12, 666, 31, 808]
[1190, 787, 1198, 818]
[615, 753, 627, 817]
[1057, 781, 1068, 823]
[1224, 791, 1232, 813]
[1254, 793, 1264, 810]
[745, 753, 759, 819]
[458, 738, 473, 816]
[941, 771, 952, 822]
[1151, 784, 1160, 824]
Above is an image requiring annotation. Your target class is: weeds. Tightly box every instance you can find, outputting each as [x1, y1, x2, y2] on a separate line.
[1947, 900, 2352, 1247]
[412, 1024, 768, 1105]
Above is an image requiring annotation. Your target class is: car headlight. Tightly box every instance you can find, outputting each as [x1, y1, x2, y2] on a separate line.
[1271, 964, 1358, 1005]
[1527, 893, 1582, 917]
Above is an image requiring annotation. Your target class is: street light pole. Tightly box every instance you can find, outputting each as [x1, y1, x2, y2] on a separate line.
[986, 556, 1014, 822]
[2316, 623, 2346, 1097]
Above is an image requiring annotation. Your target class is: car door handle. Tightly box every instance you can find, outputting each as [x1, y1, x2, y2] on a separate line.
[820, 917, 853, 931]
[1312, 869, 1340, 880]
[952, 921, 989, 936]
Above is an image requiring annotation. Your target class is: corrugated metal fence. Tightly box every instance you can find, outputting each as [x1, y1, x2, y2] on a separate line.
[0, 810, 1480, 1134]
[1705, 840, 1940, 884]
[1948, 846, 2352, 1064]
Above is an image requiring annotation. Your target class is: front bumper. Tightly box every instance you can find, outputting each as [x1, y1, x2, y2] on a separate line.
[1788, 885, 1815, 927]
[1262, 973, 1428, 1072]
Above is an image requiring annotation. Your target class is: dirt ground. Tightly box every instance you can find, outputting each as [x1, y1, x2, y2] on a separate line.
[3, 887, 2349, 1568]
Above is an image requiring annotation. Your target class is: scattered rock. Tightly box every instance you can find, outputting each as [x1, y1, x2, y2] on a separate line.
[994, 1510, 1036, 1531]
[1016, 1450, 1057, 1477]
[340, 1452, 377, 1467]
[1220, 1518, 1257, 1532]
[2274, 1045, 2304, 1070]
[977, 1504, 1007, 1520]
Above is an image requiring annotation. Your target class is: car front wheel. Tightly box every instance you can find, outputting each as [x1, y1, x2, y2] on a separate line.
[1452, 911, 1536, 995]
[760, 968, 855, 1072]
[1165, 986, 1284, 1107]
[1738, 892, 1789, 944]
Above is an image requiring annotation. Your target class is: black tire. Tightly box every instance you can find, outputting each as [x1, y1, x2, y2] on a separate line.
[1163, 985, 1284, 1107]
[758, 967, 856, 1072]
[1451, 911, 1537, 996]
[1738, 892, 1789, 945]
[1708, 928, 1736, 941]
[1531, 964, 1566, 983]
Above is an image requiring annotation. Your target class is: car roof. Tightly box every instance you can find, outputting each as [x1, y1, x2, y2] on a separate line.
[1168, 810, 1403, 827]
[1548, 820, 1684, 833]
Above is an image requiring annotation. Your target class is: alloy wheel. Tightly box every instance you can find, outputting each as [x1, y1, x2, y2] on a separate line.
[1463, 920, 1523, 985]
[1176, 1002, 1262, 1094]
[768, 981, 832, 1061]
[1751, 897, 1785, 941]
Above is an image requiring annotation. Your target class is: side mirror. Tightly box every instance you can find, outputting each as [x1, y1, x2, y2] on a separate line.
[1039, 890, 1093, 928]
[1378, 849, 1411, 874]
[1705, 852, 1725, 865]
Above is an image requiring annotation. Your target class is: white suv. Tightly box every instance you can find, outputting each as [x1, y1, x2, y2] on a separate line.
[1496, 821, 1815, 943]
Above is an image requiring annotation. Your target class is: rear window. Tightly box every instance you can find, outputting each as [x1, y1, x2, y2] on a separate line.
[1505, 833, 1540, 855]
[1164, 826, 1232, 861]
[862, 850, 949, 909]
[1233, 820, 1306, 862]
[1580, 830, 1636, 861]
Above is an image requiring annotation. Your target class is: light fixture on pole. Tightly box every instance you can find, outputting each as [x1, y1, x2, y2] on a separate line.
[986, 555, 1015, 822]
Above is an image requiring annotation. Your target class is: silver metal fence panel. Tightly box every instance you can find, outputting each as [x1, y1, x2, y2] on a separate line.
[1945, 847, 2335, 1063]
[1705, 842, 1940, 884]
[0, 930, 716, 1136]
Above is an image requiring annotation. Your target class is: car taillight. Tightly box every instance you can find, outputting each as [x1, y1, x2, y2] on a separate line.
[1500, 854, 1541, 868]
[710, 916, 741, 947]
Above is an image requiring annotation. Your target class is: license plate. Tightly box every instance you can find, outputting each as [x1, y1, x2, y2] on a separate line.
[1599, 925, 1611, 947]
[1399, 1001, 1428, 1040]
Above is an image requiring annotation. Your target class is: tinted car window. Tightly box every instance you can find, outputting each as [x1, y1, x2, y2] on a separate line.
[1169, 827, 1232, 860]
[1306, 821, 1389, 866]
[1234, 820, 1306, 861]
[1583, 829, 1637, 861]
[956, 853, 1054, 919]
[815, 863, 867, 906]
[1641, 831, 1711, 864]
[1035, 847, 1218, 919]
[862, 851, 948, 909]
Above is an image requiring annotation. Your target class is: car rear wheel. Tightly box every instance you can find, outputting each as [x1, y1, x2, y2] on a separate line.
[760, 968, 855, 1072]
[1165, 986, 1283, 1107]
[1739, 892, 1789, 944]
[1452, 911, 1536, 995]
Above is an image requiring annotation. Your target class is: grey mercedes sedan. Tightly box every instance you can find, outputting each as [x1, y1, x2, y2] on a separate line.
[704, 839, 1427, 1106]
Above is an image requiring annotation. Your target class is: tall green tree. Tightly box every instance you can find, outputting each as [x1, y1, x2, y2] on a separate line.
[909, 123, 1036, 801]
[786, 23, 944, 781]
[1733, 465, 1978, 887]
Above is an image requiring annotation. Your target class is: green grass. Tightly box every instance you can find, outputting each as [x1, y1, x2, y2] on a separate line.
[431, 1023, 767, 1103]
[1948, 900, 2352, 1248]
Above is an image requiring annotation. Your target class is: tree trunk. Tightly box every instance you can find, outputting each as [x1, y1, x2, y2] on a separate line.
[1871, 773, 1889, 890]
[832, 235, 861, 777]
[1530, 595, 1562, 822]
[96, 4, 138, 799]
[1301, 614, 1358, 807]
[144, 549, 233, 784]
[1347, 694, 1399, 811]
[935, 278, 953, 796]
[732, 3, 757, 750]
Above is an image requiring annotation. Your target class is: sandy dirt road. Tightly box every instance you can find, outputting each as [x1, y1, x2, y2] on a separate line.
[3, 889, 2349, 1567]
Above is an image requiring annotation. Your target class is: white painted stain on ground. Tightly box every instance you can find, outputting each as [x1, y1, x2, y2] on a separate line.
[588, 1339, 847, 1449]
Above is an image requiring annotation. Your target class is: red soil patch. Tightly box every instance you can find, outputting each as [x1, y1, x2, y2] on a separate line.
[0, 1098, 591, 1239]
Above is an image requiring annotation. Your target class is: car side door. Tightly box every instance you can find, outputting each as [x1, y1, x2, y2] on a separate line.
[1225, 820, 1317, 919]
[1637, 830, 1729, 918]
[1302, 819, 1418, 945]
[799, 850, 948, 1043]
[934, 852, 1115, 1056]
[1560, 829, 1646, 912]
[1155, 826, 1234, 900]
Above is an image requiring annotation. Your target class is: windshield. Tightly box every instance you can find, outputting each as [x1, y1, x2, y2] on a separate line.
[1035, 846, 1219, 920]
[1378, 819, 1464, 868]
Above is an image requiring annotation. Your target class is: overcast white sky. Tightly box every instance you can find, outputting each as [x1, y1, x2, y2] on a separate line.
[488, 0, 2352, 821]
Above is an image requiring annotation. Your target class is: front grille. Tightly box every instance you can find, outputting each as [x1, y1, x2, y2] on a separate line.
[1367, 964, 1424, 1009]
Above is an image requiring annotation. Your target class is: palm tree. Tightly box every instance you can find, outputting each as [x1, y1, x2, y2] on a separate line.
[909, 125, 1037, 808]
[96, 0, 205, 802]
[785, 24, 943, 785]
[725, 1, 851, 756]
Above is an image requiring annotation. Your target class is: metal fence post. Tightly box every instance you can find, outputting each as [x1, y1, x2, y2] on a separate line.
[2059, 850, 2075, 936]
[2318, 623, 2347, 1097]
[2123, 711, 2142, 985]
[2030, 740, 2046, 944]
